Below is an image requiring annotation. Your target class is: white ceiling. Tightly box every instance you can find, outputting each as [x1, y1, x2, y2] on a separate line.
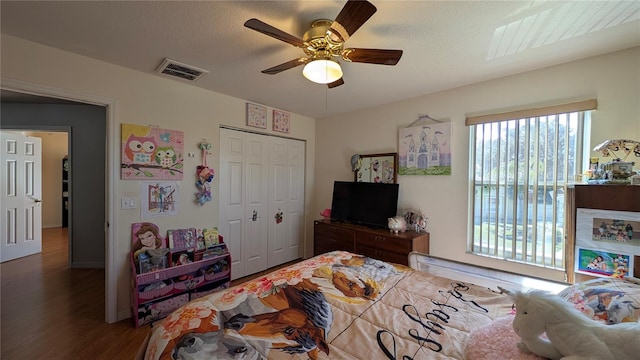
[1, 1, 639, 119]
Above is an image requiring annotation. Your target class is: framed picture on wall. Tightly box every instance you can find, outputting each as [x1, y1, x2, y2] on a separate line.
[398, 121, 451, 175]
[272, 109, 290, 134]
[246, 103, 267, 129]
[354, 153, 398, 184]
[121, 123, 184, 180]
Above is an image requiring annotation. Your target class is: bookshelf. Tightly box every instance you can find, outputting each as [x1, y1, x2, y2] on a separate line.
[130, 242, 231, 327]
[62, 156, 69, 227]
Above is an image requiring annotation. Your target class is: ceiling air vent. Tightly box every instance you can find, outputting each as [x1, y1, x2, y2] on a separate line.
[156, 58, 209, 82]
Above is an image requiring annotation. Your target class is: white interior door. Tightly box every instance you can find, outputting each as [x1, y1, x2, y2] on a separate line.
[243, 133, 269, 275]
[219, 129, 268, 279]
[268, 138, 289, 267]
[219, 129, 247, 279]
[1, 132, 43, 262]
[268, 137, 305, 267]
[286, 138, 305, 262]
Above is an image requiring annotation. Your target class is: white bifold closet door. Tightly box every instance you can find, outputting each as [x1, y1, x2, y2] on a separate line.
[219, 128, 305, 280]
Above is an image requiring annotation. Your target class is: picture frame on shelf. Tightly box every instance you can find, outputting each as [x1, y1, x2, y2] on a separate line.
[246, 103, 267, 129]
[354, 152, 398, 184]
[575, 208, 639, 278]
[272, 109, 290, 134]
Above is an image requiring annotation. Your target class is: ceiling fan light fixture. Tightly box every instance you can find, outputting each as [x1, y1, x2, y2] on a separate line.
[302, 59, 343, 84]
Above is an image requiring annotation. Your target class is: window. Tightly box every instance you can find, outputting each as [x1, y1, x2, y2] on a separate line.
[467, 100, 596, 269]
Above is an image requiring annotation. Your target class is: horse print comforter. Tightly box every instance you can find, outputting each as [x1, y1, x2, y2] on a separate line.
[140, 251, 514, 360]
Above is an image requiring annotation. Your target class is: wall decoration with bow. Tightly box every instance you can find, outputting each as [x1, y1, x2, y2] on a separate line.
[195, 140, 214, 205]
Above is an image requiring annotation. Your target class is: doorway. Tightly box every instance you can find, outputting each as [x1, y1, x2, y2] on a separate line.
[28, 131, 69, 225]
[0, 86, 117, 322]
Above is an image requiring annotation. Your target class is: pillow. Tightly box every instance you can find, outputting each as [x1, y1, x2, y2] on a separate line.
[558, 277, 640, 324]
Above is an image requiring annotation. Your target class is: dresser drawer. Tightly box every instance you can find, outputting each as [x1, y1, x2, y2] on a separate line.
[355, 231, 411, 254]
[314, 222, 354, 240]
[314, 221, 355, 255]
[314, 235, 353, 253]
[356, 244, 409, 265]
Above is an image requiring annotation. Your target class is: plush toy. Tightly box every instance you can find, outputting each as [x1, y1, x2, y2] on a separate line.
[465, 315, 544, 360]
[500, 287, 640, 360]
[402, 209, 428, 232]
[320, 208, 331, 219]
[146, 248, 169, 265]
[387, 216, 406, 234]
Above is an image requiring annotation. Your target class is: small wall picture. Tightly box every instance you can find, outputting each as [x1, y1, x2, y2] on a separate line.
[246, 103, 267, 129]
[273, 109, 290, 134]
[576, 248, 632, 278]
[141, 181, 179, 218]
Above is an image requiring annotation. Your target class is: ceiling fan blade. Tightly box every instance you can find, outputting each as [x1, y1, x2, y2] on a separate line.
[244, 18, 305, 47]
[329, 0, 377, 43]
[261, 58, 310, 75]
[328, 77, 345, 88]
[342, 48, 403, 65]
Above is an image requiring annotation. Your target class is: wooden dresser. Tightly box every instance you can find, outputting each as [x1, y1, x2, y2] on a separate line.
[313, 219, 429, 265]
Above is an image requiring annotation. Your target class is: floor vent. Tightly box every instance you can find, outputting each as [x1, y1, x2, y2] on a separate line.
[155, 58, 209, 82]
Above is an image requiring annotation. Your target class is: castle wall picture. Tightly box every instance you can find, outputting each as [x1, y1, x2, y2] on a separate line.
[398, 122, 451, 175]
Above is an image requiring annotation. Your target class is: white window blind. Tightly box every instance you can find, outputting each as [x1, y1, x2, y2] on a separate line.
[467, 100, 595, 268]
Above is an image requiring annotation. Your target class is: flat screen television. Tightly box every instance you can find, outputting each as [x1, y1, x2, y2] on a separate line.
[330, 181, 399, 229]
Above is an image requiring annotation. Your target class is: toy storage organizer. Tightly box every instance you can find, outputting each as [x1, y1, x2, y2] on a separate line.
[131, 246, 231, 327]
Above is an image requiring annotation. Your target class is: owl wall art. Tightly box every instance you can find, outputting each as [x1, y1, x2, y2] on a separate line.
[121, 123, 184, 180]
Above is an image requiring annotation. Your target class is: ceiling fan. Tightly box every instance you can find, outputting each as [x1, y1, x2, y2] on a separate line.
[244, 0, 403, 88]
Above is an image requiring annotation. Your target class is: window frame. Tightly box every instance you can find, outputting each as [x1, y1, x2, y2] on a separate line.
[466, 100, 596, 274]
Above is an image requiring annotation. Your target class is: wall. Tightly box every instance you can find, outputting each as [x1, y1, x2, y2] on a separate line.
[1, 34, 316, 320]
[25, 131, 68, 228]
[315, 47, 640, 283]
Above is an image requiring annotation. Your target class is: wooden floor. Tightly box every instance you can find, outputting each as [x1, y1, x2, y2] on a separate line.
[1, 228, 299, 359]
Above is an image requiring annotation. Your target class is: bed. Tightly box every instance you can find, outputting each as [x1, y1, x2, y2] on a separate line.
[137, 251, 640, 360]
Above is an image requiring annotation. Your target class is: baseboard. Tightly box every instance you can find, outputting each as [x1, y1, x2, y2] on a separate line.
[118, 309, 132, 322]
[70, 261, 105, 268]
[408, 252, 567, 293]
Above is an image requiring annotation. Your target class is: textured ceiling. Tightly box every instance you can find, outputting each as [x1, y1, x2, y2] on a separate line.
[1, 1, 639, 119]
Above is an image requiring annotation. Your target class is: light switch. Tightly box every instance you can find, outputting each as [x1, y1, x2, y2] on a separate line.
[121, 197, 137, 209]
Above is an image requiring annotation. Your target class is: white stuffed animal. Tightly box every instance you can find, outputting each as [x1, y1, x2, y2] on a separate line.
[387, 216, 406, 234]
[500, 287, 640, 360]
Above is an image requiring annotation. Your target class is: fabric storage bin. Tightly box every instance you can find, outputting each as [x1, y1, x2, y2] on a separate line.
[137, 293, 189, 326]
[189, 279, 230, 300]
[138, 279, 174, 302]
[173, 271, 204, 292]
[202, 259, 230, 281]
